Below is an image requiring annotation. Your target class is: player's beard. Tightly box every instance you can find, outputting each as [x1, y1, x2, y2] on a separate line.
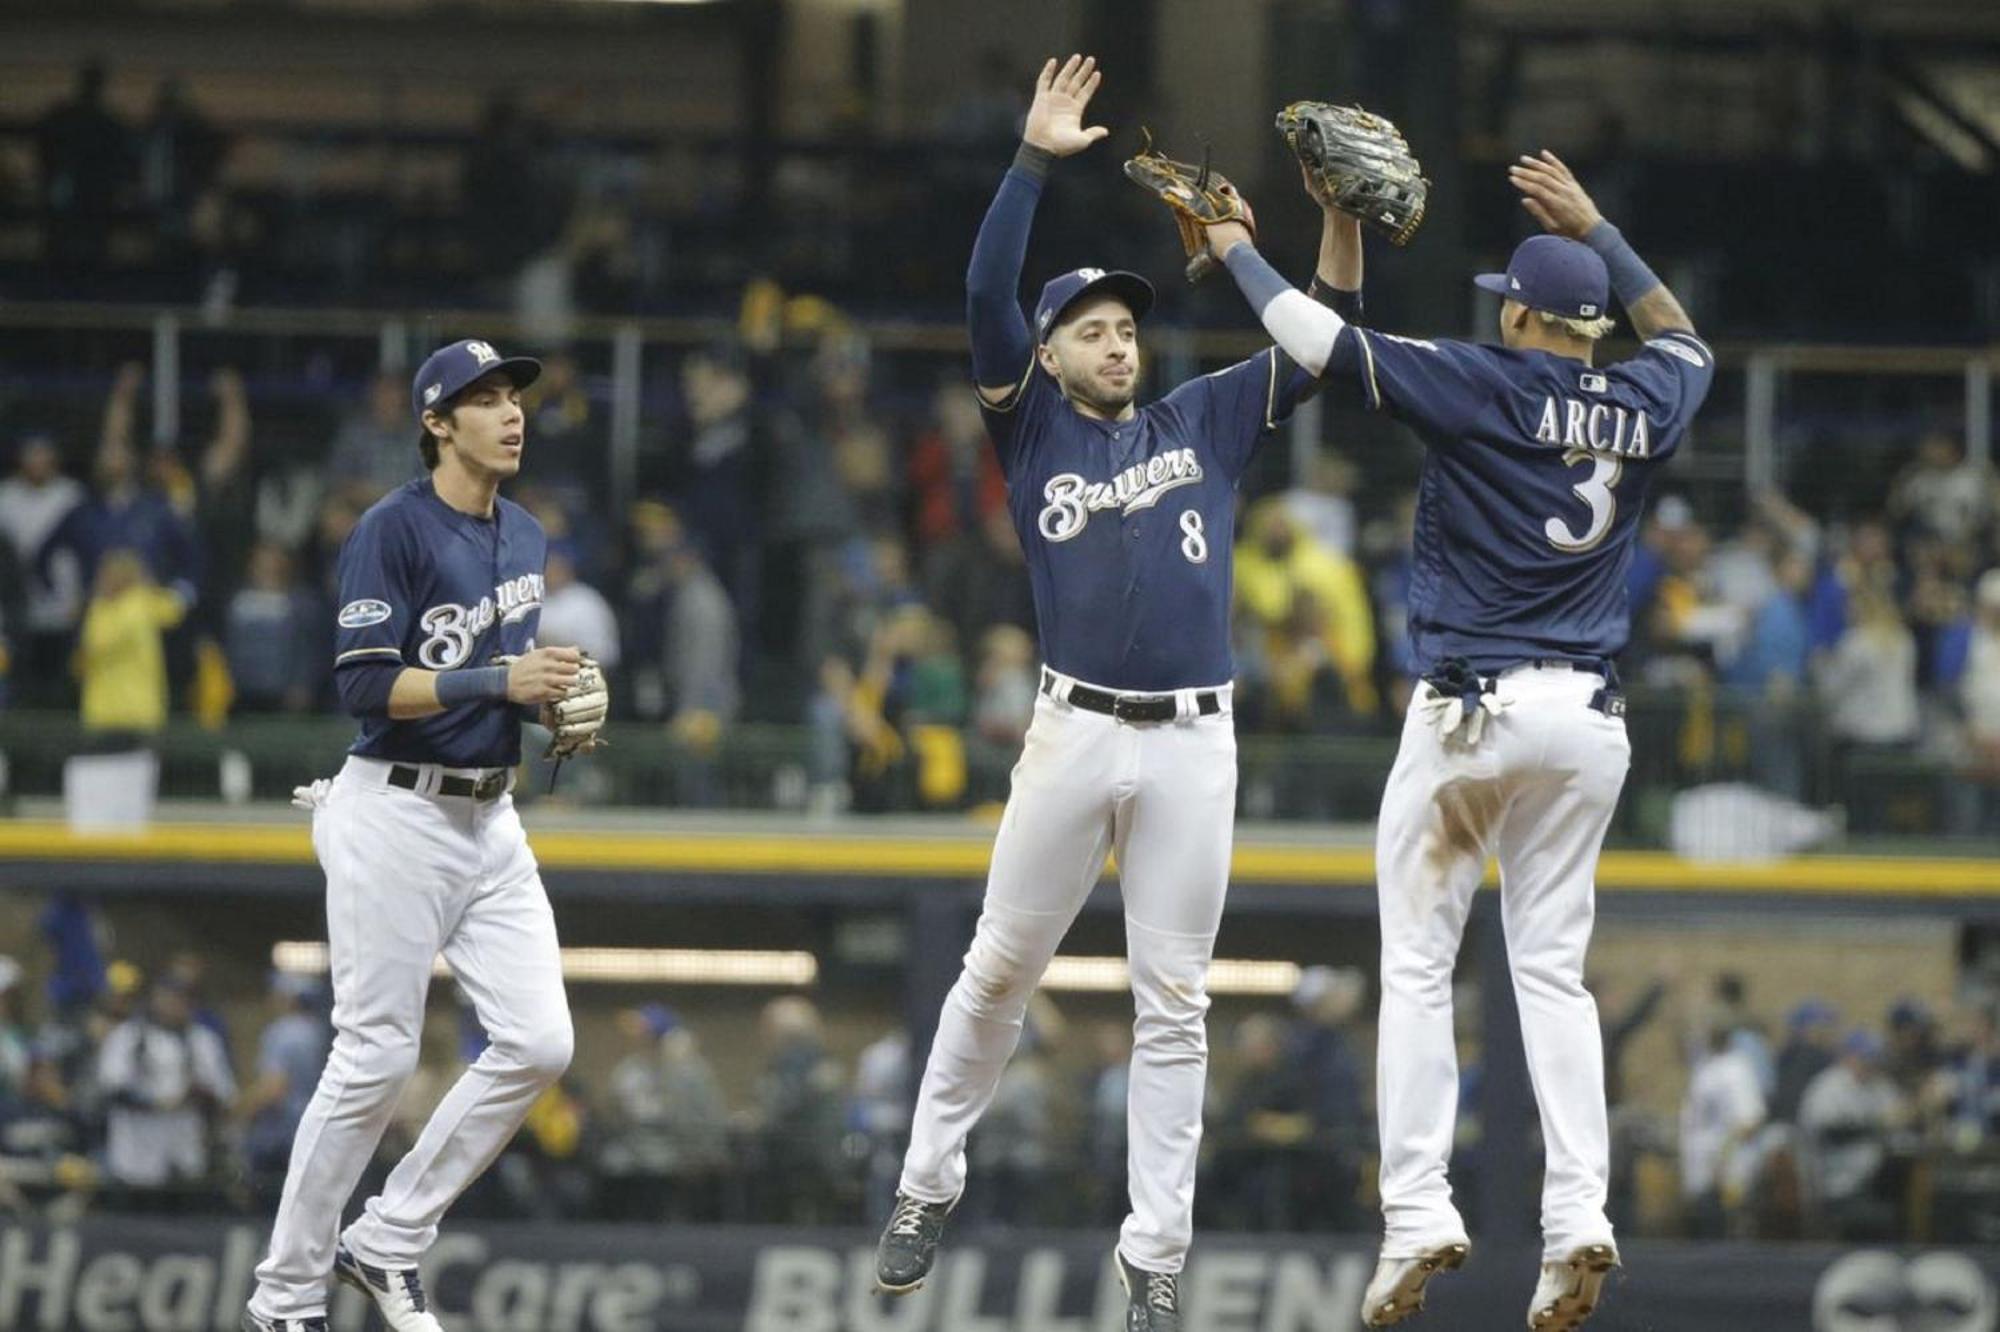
[1064, 364, 1137, 418]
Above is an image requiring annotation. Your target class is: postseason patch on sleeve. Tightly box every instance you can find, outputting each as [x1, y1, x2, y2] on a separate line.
[337, 599, 393, 629]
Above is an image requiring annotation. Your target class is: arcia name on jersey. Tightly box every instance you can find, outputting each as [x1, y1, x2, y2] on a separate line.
[1038, 448, 1203, 543]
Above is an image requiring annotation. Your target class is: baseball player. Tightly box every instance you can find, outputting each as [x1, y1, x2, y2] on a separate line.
[1202, 153, 1712, 1330]
[871, 56, 1363, 1331]
[244, 339, 606, 1332]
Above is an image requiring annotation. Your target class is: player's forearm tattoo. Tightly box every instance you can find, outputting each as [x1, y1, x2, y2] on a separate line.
[1223, 243, 1346, 376]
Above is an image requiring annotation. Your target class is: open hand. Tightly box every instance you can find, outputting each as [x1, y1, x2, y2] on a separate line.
[1509, 150, 1603, 239]
[1023, 55, 1109, 158]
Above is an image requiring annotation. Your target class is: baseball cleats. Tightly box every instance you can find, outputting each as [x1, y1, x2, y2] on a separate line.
[1527, 1243, 1619, 1331]
[240, 1313, 326, 1332]
[1116, 1251, 1181, 1331]
[874, 1193, 954, 1294]
[334, 1245, 443, 1332]
[1361, 1238, 1470, 1326]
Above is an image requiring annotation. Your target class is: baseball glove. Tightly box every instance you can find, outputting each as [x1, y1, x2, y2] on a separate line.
[1276, 101, 1428, 246]
[542, 653, 609, 760]
[1123, 129, 1255, 284]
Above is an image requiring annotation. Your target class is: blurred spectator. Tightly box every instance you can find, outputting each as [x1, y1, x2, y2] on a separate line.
[1282, 451, 1360, 557]
[907, 380, 1005, 580]
[1234, 499, 1376, 730]
[1280, 965, 1368, 1228]
[95, 976, 234, 1209]
[749, 996, 847, 1224]
[224, 541, 322, 712]
[969, 994, 1065, 1225]
[523, 351, 604, 512]
[851, 1026, 910, 1228]
[325, 371, 416, 504]
[1771, 1000, 1840, 1125]
[1818, 584, 1920, 767]
[812, 332, 898, 534]
[1724, 546, 1814, 797]
[45, 363, 201, 609]
[76, 549, 186, 741]
[136, 78, 226, 256]
[676, 345, 764, 618]
[1714, 973, 1776, 1095]
[599, 1004, 730, 1222]
[538, 545, 621, 672]
[1954, 569, 2000, 834]
[0, 431, 86, 707]
[1680, 1022, 1767, 1237]
[35, 60, 130, 274]
[1207, 1013, 1296, 1230]
[178, 368, 254, 610]
[1799, 1029, 1908, 1240]
[624, 500, 740, 743]
[236, 974, 329, 1207]
[1937, 1002, 2000, 1149]
[1083, 1020, 1130, 1225]
[0, 959, 29, 1111]
[1884, 998, 1942, 1099]
[927, 507, 1035, 668]
[967, 624, 1037, 801]
[1890, 430, 1991, 547]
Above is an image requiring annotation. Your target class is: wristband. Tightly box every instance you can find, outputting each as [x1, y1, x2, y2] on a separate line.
[435, 665, 510, 707]
[1583, 221, 1662, 306]
[1011, 142, 1055, 184]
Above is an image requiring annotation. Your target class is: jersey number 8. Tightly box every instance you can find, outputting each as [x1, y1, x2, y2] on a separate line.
[1180, 510, 1208, 564]
[1545, 448, 1623, 554]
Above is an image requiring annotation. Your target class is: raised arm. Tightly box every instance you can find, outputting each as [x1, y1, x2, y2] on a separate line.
[968, 55, 1108, 404]
[1308, 171, 1365, 320]
[1509, 150, 1694, 339]
[1207, 215, 1349, 377]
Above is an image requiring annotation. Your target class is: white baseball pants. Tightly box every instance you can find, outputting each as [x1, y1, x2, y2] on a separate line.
[1375, 664, 1628, 1261]
[900, 677, 1237, 1273]
[249, 756, 573, 1323]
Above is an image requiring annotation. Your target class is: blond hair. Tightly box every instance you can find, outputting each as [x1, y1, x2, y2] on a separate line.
[1535, 309, 1617, 341]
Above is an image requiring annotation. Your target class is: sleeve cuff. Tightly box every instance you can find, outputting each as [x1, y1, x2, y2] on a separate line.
[1011, 143, 1055, 184]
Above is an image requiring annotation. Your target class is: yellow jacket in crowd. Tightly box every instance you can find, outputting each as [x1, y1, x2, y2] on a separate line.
[77, 552, 186, 734]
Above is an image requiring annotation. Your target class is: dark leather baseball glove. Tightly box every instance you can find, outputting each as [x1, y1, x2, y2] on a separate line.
[1276, 101, 1428, 246]
[1123, 129, 1256, 284]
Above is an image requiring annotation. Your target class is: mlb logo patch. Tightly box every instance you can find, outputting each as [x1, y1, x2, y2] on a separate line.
[424, 383, 442, 404]
[1580, 304, 1599, 317]
[1580, 373, 1607, 394]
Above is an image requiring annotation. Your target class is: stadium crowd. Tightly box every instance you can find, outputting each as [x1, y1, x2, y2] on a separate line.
[2, 904, 1997, 1245]
[1, 330, 1997, 830]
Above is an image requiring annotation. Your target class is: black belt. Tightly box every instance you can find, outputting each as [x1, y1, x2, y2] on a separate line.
[388, 764, 509, 801]
[1042, 669, 1223, 724]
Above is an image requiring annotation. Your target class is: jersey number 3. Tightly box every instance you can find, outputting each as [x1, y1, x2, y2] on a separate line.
[1545, 448, 1623, 554]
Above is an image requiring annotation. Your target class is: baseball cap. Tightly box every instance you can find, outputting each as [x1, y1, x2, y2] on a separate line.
[1841, 1028, 1883, 1061]
[1473, 235, 1610, 321]
[410, 339, 542, 426]
[1786, 998, 1837, 1032]
[1033, 268, 1156, 343]
[638, 1003, 681, 1038]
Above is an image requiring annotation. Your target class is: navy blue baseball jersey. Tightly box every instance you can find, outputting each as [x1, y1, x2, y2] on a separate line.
[1325, 327, 1714, 673]
[983, 349, 1300, 691]
[332, 478, 546, 766]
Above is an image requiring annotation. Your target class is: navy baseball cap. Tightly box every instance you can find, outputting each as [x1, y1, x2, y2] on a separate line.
[1473, 236, 1610, 321]
[410, 339, 542, 425]
[1033, 268, 1156, 343]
